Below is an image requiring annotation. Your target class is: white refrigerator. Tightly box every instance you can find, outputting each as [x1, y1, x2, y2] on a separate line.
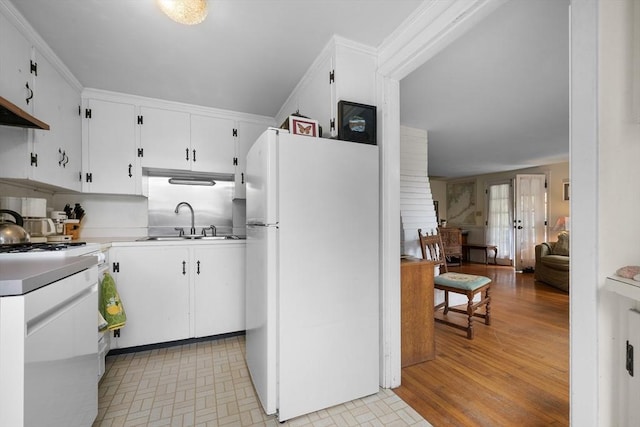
[245, 128, 379, 422]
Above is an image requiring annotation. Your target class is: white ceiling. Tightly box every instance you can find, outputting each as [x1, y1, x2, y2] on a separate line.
[9, 0, 422, 117]
[8, 0, 569, 179]
[401, 0, 570, 178]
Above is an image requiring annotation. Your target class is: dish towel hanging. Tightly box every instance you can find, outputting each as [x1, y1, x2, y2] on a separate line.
[100, 272, 127, 330]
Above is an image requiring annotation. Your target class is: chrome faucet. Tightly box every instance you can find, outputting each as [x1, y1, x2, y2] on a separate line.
[201, 225, 216, 237]
[174, 202, 196, 235]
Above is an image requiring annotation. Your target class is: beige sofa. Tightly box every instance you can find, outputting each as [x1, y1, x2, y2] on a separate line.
[534, 231, 570, 292]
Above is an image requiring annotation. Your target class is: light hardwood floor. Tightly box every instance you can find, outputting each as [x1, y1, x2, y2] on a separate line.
[394, 263, 569, 427]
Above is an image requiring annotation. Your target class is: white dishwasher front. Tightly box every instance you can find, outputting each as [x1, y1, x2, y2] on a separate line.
[0, 264, 99, 427]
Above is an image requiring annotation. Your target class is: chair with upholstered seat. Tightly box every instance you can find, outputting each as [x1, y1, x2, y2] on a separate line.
[418, 228, 492, 339]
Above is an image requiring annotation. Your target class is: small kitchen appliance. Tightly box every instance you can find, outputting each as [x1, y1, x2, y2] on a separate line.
[50, 210, 67, 234]
[0, 196, 47, 218]
[23, 217, 56, 237]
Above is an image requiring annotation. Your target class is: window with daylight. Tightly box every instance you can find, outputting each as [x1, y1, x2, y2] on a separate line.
[487, 182, 513, 264]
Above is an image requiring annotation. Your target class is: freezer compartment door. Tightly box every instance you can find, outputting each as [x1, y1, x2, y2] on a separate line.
[245, 224, 278, 415]
[246, 129, 278, 226]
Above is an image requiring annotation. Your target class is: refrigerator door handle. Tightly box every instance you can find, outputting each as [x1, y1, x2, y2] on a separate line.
[247, 222, 279, 227]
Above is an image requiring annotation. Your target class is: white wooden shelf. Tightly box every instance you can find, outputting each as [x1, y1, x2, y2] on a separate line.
[605, 275, 640, 301]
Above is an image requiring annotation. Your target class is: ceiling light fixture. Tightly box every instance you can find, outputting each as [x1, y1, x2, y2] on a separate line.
[157, 0, 208, 25]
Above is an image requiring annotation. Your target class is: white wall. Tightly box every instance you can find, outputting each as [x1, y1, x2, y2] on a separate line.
[50, 193, 148, 238]
[428, 162, 569, 262]
[597, 0, 640, 424]
[0, 181, 149, 238]
[399, 126, 438, 258]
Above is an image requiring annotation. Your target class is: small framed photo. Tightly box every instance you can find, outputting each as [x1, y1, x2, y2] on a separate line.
[563, 180, 570, 201]
[337, 101, 376, 145]
[289, 116, 318, 137]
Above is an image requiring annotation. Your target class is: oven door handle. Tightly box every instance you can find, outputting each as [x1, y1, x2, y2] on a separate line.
[26, 283, 98, 336]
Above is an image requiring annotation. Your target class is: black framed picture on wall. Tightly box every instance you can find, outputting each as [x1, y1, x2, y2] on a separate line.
[337, 101, 376, 145]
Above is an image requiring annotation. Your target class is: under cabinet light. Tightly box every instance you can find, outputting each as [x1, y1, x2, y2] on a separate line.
[168, 178, 215, 186]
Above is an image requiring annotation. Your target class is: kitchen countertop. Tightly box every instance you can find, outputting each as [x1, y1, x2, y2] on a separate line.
[0, 256, 97, 297]
[105, 237, 246, 248]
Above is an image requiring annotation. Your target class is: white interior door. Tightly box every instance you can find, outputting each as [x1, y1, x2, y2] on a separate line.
[514, 174, 547, 271]
[486, 180, 514, 265]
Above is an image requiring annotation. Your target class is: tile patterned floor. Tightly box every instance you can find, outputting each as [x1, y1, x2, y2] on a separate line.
[93, 335, 431, 427]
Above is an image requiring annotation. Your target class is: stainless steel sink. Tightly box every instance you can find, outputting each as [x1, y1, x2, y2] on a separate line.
[137, 236, 186, 241]
[137, 235, 240, 241]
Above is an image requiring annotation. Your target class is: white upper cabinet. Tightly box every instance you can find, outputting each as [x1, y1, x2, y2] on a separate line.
[295, 52, 333, 138]
[276, 37, 377, 140]
[139, 106, 191, 170]
[233, 120, 268, 199]
[190, 114, 236, 173]
[139, 107, 242, 175]
[83, 97, 139, 195]
[31, 50, 82, 191]
[80, 90, 272, 196]
[0, 16, 82, 192]
[0, 12, 33, 112]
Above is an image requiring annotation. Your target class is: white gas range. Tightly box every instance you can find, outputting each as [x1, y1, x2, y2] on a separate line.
[0, 240, 102, 427]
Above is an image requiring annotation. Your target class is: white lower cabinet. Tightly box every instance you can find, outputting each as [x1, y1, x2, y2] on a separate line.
[193, 244, 245, 337]
[109, 243, 245, 349]
[109, 246, 190, 349]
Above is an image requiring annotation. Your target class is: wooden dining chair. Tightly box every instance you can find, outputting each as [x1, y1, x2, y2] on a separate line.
[418, 228, 492, 339]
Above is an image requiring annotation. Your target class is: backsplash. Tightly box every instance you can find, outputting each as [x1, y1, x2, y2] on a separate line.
[147, 177, 233, 236]
[1, 178, 247, 239]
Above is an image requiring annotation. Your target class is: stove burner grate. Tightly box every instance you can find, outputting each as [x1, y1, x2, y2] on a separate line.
[0, 241, 87, 254]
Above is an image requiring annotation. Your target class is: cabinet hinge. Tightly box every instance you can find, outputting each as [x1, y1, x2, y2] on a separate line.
[86, 172, 93, 183]
[85, 108, 92, 119]
[138, 115, 143, 125]
[329, 69, 335, 84]
[544, 220, 548, 226]
[30, 60, 37, 76]
[330, 118, 335, 132]
[233, 157, 238, 166]
[113, 262, 120, 273]
[79, 172, 82, 182]
[78, 105, 81, 116]
[233, 128, 238, 137]
[30, 153, 38, 167]
[137, 148, 144, 157]
[113, 329, 121, 338]
[544, 180, 548, 189]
